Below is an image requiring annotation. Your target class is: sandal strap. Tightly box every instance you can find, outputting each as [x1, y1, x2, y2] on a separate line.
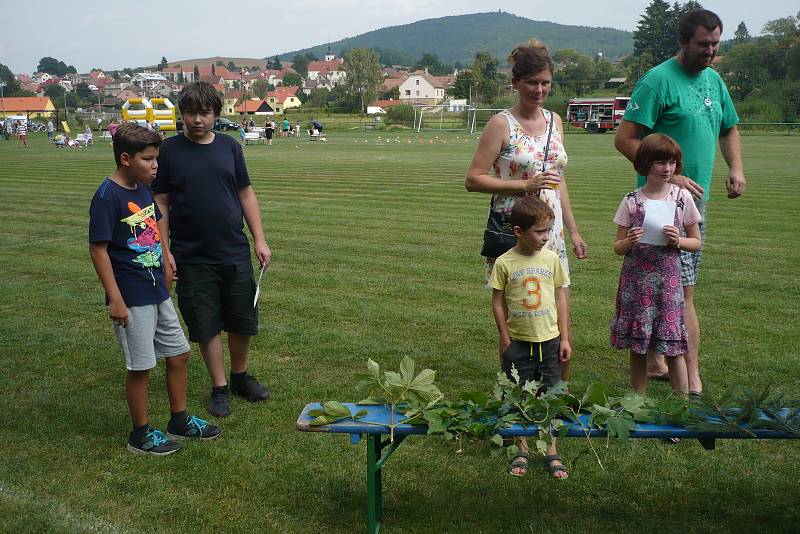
[543, 454, 562, 462]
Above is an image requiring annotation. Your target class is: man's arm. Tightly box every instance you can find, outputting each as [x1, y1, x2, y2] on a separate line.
[719, 126, 746, 198]
[614, 119, 644, 164]
[615, 120, 705, 199]
[554, 286, 571, 362]
[153, 193, 175, 287]
[88, 242, 128, 327]
[238, 185, 272, 267]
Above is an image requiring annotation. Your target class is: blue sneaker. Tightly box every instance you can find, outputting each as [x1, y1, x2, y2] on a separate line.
[167, 415, 221, 441]
[127, 427, 182, 456]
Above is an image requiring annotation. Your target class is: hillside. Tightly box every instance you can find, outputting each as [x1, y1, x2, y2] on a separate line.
[279, 11, 633, 65]
[164, 56, 267, 69]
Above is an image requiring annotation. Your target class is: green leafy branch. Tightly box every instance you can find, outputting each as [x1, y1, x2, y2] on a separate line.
[310, 358, 800, 469]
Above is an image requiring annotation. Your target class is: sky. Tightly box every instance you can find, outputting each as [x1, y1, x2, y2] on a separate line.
[2, 0, 797, 74]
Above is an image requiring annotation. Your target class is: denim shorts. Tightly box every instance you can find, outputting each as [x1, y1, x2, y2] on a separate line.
[175, 260, 258, 343]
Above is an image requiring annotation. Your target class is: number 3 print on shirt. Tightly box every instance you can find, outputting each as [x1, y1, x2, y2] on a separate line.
[522, 277, 542, 310]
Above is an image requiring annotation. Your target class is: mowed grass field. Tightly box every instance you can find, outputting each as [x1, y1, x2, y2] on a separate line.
[0, 128, 798, 533]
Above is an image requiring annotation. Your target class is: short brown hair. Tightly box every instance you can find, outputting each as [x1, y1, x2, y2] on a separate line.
[178, 81, 222, 116]
[679, 9, 723, 44]
[508, 39, 554, 80]
[509, 196, 554, 231]
[634, 133, 683, 176]
[112, 123, 162, 166]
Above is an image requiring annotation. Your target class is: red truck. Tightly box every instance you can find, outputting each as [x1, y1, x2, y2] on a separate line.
[566, 96, 630, 133]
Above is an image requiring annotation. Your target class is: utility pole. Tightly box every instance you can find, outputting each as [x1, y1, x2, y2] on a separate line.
[0, 82, 6, 120]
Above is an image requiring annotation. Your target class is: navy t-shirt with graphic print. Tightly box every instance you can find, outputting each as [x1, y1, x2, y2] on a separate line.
[151, 133, 251, 265]
[89, 178, 169, 307]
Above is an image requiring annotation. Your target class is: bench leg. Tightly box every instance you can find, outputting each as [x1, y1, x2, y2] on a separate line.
[367, 434, 383, 533]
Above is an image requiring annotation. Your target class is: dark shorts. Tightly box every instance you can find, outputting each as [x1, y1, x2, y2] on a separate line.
[501, 336, 561, 391]
[175, 260, 258, 343]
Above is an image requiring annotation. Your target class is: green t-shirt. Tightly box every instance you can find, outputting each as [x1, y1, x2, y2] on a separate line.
[624, 58, 739, 200]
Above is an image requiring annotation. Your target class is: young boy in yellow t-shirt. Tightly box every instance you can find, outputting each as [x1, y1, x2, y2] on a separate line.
[489, 196, 572, 479]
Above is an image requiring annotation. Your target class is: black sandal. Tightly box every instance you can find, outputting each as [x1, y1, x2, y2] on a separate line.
[508, 451, 530, 477]
[544, 454, 569, 479]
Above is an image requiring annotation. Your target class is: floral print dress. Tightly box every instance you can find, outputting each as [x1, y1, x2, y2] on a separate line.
[485, 109, 569, 280]
[610, 186, 699, 356]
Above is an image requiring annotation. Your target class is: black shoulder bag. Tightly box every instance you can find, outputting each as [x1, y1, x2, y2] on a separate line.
[480, 112, 554, 258]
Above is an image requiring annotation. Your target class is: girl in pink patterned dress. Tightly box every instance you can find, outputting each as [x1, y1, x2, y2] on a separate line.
[611, 134, 702, 395]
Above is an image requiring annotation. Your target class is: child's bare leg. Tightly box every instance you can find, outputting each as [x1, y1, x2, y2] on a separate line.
[665, 354, 688, 396]
[646, 351, 669, 377]
[199, 334, 227, 386]
[630, 351, 648, 394]
[126, 370, 150, 427]
[228, 332, 252, 374]
[165, 352, 190, 413]
[546, 438, 568, 479]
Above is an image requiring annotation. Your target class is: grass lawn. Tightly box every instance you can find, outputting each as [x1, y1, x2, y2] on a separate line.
[0, 129, 798, 533]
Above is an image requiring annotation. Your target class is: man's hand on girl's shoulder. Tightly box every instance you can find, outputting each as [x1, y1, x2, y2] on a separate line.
[671, 174, 704, 199]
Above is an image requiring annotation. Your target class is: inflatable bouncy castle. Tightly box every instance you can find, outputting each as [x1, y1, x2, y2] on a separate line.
[121, 97, 177, 131]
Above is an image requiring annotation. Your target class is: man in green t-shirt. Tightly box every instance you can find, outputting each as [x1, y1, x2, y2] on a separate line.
[614, 9, 746, 396]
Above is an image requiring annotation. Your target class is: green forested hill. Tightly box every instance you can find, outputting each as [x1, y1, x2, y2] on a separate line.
[279, 11, 633, 64]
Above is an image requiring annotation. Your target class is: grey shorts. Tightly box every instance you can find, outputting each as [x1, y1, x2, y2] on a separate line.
[681, 199, 707, 287]
[114, 298, 191, 371]
[501, 336, 561, 391]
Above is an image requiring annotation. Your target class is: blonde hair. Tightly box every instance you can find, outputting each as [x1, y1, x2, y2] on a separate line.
[508, 39, 554, 79]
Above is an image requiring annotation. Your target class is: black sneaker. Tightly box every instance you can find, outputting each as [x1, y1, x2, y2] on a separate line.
[208, 386, 230, 417]
[127, 427, 182, 456]
[167, 415, 222, 441]
[230, 372, 270, 402]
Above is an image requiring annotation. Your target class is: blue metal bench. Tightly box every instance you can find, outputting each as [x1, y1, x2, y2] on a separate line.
[297, 402, 797, 533]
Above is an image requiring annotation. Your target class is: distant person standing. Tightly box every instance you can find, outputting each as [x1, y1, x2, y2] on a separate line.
[264, 119, 275, 146]
[47, 119, 55, 140]
[282, 117, 290, 138]
[16, 120, 29, 148]
[614, 9, 746, 396]
[97, 117, 103, 132]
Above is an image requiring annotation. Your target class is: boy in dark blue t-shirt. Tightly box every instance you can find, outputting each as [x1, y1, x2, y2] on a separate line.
[153, 81, 272, 418]
[89, 123, 221, 455]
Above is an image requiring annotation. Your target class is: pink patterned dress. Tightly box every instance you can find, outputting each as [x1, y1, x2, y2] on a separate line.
[610, 185, 700, 356]
[485, 109, 568, 281]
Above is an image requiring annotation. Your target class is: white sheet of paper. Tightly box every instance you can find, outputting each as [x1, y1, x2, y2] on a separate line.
[253, 264, 265, 308]
[640, 199, 676, 245]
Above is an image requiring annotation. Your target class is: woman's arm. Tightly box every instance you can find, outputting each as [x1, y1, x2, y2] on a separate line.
[553, 113, 587, 259]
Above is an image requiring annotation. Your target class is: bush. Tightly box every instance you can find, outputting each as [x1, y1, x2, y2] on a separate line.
[385, 104, 415, 126]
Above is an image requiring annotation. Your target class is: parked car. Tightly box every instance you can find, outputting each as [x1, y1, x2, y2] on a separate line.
[214, 118, 240, 131]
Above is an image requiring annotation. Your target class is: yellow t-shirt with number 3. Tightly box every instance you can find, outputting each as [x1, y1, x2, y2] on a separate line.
[489, 248, 570, 342]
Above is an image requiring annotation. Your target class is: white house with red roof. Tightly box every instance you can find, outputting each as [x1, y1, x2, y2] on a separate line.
[307, 48, 345, 86]
[398, 70, 452, 104]
[161, 66, 195, 83]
